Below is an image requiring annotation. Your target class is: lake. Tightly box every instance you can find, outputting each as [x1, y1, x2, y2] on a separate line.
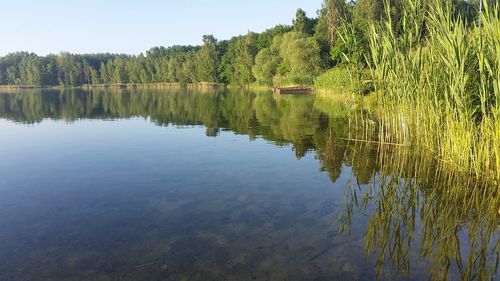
[0, 89, 498, 281]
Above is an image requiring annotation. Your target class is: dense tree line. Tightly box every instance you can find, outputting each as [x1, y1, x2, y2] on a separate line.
[0, 88, 356, 173]
[0, 0, 485, 87]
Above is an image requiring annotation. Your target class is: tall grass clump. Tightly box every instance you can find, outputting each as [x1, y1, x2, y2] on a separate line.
[314, 67, 353, 94]
[366, 0, 500, 183]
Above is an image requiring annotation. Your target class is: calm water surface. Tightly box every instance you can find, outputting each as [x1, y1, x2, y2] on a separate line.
[0, 89, 498, 281]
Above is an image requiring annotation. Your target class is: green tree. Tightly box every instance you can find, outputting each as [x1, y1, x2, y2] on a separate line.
[252, 48, 282, 84]
[182, 51, 198, 84]
[99, 62, 109, 84]
[6, 65, 19, 84]
[292, 8, 315, 35]
[56, 53, 84, 86]
[221, 33, 258, 86]
[316, 0, 350, 47]
[167, 54, 184, 82]
[19, 56, 42, 85]
[126, 57, 141, 84]
[89, 66, 100, 84]
[279, 32, 322, 77]
[196, 35, 220, 83]
[353, 0, 386, 34]
[233, 33, 258, 86]
[40, 57, 58, 85]
[113, 57, 129, 84]
[256, 25, 292, 50]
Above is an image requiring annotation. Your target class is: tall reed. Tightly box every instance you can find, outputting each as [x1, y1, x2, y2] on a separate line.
[366, 0, 500, 183]
[340, 140, 499, 280]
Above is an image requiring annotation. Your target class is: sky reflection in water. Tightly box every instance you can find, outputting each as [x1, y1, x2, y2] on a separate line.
[0, 89, 497, 281]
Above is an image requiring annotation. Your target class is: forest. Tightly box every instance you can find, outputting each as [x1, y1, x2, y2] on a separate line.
[0, 0, 485, 88]
[1, 0, 498, 182]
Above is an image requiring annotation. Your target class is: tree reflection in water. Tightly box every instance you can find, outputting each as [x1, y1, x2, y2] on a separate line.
[0, 88, 498, 280]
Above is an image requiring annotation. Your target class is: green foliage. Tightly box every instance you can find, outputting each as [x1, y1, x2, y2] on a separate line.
[252, 48, 281, 85]
[252, 32, 322, 85]
[196, 35, 220, 83]
[233, 33, 258, 86]
[0, 3, 328, 88]
[273, 74, 315, 87]
[220, 33, 258, 86]
[315, 0, 350, 47]
[292, 8, 315, 35]
[256, 25, 292, 50]
[314, 67, 352, 93]
[353, 0, 386, 35]
[182, 51, 198, 84]
[364, 0, 500, 181]
[313, 0, 353, 68]
[280, 32, 322, 76]
[0, 0, 486, 90]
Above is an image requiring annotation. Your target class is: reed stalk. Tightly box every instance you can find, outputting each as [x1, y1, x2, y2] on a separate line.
[365, 0, 500, 183]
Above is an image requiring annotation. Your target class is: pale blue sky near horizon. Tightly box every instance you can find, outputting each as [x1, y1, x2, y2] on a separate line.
[0, 0, 323, 56]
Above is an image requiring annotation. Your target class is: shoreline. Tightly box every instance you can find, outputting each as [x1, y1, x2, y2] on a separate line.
[0, 82, 226, 91]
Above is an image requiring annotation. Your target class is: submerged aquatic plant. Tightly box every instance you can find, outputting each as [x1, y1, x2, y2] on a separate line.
[339, 138, 499, 280]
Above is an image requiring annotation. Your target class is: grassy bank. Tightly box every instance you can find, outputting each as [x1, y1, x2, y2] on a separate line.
[314, 67, 352, 95]
[0, 85, 52, 90]
[314, 66, 374, 97]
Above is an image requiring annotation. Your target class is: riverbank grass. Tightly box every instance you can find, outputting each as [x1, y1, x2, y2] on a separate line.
[365, 0, 499, 182]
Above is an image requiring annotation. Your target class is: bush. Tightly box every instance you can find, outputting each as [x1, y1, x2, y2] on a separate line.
[315, 67, 373, 94]
[314, 67, 351, 92]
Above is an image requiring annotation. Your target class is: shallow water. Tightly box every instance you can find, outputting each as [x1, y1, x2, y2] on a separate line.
[0, 89, 498, 281]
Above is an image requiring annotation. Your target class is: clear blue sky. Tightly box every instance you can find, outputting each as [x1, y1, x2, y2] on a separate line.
[1, 0, 323, 56]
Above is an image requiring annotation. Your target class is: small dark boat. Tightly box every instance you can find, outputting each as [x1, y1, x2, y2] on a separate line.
[272, 86, 312, 94]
